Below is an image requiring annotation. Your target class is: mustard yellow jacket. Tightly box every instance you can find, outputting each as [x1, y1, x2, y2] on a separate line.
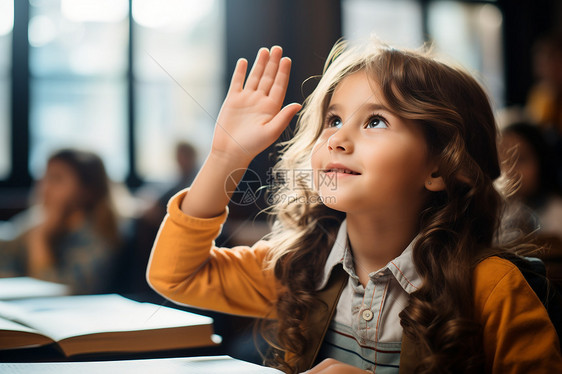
[147, 190, 562, 373]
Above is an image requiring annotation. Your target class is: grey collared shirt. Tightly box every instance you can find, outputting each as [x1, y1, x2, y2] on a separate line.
[316, 220, 422, 372]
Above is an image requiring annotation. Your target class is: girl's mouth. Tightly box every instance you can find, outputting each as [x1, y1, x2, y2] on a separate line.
[323, 168, 360, 175]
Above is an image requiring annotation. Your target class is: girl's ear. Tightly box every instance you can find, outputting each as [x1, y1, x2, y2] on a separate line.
[425, 170, 446, 192]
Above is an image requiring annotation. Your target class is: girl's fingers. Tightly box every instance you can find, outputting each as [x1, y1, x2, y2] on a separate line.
[257, 45, 283, 94]
[304, 359, 364, 374]
[304, 358, 334, 373]
[228, 58, 248, 94]
[268, 57, 292, 103]
[267, 102, 302, 137]
[244, 48, 269, 90]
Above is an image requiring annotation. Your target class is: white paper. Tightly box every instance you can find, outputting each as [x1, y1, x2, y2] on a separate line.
[0, 356, 284, 374]
[0, 317, 37, 334]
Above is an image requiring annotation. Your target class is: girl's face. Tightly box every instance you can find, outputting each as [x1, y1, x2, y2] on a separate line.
[310, 71, 436, 216]
[40, 160, 83, 212]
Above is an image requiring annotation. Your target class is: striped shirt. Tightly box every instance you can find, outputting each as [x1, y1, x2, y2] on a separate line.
[315, 219, 421, 373]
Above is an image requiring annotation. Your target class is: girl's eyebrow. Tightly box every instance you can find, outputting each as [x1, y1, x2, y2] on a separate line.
[326, 102, 391, 113]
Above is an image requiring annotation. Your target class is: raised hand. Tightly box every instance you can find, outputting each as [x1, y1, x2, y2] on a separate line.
[211, 46, 301, 163]
[180, 46, 300, 218]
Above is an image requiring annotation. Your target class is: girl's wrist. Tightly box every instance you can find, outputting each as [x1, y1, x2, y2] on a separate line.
[207, 149, 253, 171]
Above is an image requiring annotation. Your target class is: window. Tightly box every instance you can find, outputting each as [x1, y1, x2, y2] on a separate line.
[342, 0, 504, 108]
[427, 1, 504, 108]
[20, 0, 225, 183]
[342, 0, 424, 48]
[132, 0, 224, 182]
[28, 0, 129, 180]
[0, 0, 13, 179]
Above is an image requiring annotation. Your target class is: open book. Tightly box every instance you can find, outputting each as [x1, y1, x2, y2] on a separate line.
[0, 294, 218, 357]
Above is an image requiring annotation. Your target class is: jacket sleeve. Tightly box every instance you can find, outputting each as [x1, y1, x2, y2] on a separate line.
[474, 257, 562, 373]
[146, 189, 279, 318]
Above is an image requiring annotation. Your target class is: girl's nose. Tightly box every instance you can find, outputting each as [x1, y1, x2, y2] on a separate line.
[327, 127, 353, 153]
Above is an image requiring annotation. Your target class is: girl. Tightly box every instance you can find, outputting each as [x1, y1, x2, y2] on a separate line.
[147, 42, 562, 373]
[0, 149, 120, 294]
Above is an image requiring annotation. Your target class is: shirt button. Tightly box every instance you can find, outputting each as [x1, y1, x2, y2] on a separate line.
[362, 309, 374, 321]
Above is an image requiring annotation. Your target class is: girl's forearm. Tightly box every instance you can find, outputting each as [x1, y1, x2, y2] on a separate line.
[181, 151, 251, 218]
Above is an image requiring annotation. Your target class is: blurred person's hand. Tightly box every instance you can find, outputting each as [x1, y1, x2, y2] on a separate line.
[25, 222, 57, 278]
[25, 157, 84, 277]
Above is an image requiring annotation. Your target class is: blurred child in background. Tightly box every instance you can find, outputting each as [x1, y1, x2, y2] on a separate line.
[0, 149, 121, 294]
[499, 122, 562, 238]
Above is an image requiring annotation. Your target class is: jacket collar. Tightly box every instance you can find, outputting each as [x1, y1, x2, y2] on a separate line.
[317, 219, 421, 294]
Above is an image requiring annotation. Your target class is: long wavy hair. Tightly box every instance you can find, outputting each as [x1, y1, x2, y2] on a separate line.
[262, 40, 508, 373]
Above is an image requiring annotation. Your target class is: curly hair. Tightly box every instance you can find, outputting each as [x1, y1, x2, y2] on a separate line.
[261, 40, 506, 373]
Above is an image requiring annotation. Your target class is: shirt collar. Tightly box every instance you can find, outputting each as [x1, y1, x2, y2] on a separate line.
[317, 219, 422, 294]
[317, 219, 348, 291]
[387, 240, 421, 294]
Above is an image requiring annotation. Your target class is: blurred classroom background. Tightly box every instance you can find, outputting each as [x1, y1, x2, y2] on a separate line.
[0, 0, 561, 361]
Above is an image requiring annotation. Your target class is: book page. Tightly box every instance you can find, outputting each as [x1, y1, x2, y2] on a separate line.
[0, 277, 69, 300]
[0, 317, 38, 334]
[0, 356, 284, 374]
[0, 294, 213, 342]
[0, 316, 54, 349]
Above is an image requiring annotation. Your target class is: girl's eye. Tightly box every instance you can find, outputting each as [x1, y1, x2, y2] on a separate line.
[366, 116, 388, 129]
[325, 115, 342, 129]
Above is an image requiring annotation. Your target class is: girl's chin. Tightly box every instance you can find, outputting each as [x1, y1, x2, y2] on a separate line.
[317, 189, 362, 214]
[316, 192, 343, 210]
